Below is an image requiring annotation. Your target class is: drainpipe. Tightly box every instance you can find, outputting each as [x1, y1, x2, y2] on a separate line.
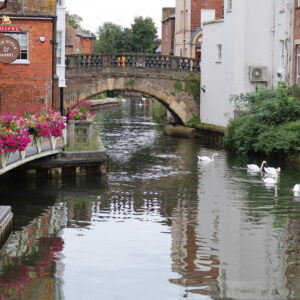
[51, 16, 57, 110]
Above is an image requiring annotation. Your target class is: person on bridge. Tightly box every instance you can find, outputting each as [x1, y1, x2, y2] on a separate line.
[122, 56, 126, 67]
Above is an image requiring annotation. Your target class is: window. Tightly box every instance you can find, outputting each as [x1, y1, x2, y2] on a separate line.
[165, 25, 168, 43]
[227, 0, 232, 11]
[297, 46, 300, 81]
[216, 44, 222, 62]
[280, 40, 285, 69]
[6, 32, 28, 62]
[57, 31, 62, 65]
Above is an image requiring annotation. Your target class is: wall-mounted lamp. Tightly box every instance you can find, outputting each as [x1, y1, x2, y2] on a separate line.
[50, 40, 59, 49]
[39, 36, 46, 43]
[0, 0, 8, 10]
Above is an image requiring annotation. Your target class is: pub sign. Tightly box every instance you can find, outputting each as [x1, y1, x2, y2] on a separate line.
[0, 36, 20, 63]
[0, 0, 7, 10]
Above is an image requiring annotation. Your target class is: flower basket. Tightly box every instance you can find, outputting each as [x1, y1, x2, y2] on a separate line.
[34, 136, 43, 154]
[0, 152, 9, 169]
[19, 149, 26, 160]
[50, 136, 57, 150]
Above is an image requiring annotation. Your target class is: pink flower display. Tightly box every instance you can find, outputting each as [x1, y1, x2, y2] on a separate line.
[0, 111, 66, 156]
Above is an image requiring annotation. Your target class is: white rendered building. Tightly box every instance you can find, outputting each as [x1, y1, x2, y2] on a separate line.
[200, 0, 293, 127]
[56, 0, 66, 88]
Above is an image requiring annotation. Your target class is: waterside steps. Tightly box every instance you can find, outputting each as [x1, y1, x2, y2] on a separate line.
[0, 206, 13, 247]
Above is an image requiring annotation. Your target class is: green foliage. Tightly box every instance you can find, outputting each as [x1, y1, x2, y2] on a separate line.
[90, 93, 107, 100]
[130, 17, 160, 53]
[225, 83, 300, 155]
[68, 14, 91, 34]
[152, 100, 167, 123]
[184, 75, 200, 103]
[187, 116, 201, 128]
[174, 81, 183, 91]
[94, 17, 160, 53]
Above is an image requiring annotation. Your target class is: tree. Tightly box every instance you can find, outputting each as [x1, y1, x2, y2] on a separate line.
[130, 17, 160, 53]
[68, 14, 83, 30]
[93, 17, 160, 53]
[94, 23, 125, 53]
[68, 14, 92, 35]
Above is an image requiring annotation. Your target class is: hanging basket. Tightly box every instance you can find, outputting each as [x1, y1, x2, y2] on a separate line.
[0, 152, 10, 169]
[50, 136, 57, 150]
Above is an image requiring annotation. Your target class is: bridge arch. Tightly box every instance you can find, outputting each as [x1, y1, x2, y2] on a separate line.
[64, 53, 200, 125]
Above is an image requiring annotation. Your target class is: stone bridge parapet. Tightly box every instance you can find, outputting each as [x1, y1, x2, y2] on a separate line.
[65, 53, 200, 125]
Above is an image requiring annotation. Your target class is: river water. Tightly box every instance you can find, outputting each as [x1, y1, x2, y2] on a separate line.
[0, 99, 300, 299]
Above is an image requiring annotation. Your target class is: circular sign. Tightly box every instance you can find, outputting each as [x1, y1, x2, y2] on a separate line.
[0, 36, 20, 64]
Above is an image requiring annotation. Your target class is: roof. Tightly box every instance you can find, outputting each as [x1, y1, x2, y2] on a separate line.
[76, 28, 96, 39]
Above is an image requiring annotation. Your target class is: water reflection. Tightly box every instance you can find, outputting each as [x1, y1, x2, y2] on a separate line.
[0, 99, 300, 299]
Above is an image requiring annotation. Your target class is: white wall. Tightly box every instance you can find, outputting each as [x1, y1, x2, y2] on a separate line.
[175, 0, 191, 57]
[200, 0, 293, 127]
[57, 0, 66, 88]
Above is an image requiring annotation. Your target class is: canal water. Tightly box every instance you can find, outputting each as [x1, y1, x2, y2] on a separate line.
[0, 99, 300, 299]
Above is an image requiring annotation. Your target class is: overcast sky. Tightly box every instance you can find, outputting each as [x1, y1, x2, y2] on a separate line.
[66, 0, 175, 37]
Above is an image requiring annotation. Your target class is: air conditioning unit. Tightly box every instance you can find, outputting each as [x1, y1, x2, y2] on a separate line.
[249, 66, 268, 82]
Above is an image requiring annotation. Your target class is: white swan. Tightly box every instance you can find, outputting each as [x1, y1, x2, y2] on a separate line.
[262, 171, 280, 185]
[247, 161, 267, 172]
[138, 101, 143, 106]
[198, 153, 219, 162]
[264, 167, 281, 175]
[142, 96, 146, 101]
[293, 184, 300, 192]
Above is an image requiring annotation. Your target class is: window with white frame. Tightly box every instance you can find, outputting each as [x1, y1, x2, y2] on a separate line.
[280, 40, 285, 69]
[216, 44, 222, 62]
[165, 25, 168, 43]
[227, 0, 232, 11]
[56, 31, 62, 65]
[6, 32, 28, 61]
[297, 46, 300, 81]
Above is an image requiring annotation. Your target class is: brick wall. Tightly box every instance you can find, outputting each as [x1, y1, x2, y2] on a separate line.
[191, 0, 224, 31]
[162, 18, 175, 55]
[0, 18, 56, 112]
[82, 39, 94, 53]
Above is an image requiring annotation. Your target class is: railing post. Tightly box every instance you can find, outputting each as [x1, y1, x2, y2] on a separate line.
[102, 54, 111, 67]
[68, 56, 76, 68]
[136, 54, 145, 68]
[170, 56, 179, 71]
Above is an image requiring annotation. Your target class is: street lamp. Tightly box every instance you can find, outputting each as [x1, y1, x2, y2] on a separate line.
[0, 0, 7, 10]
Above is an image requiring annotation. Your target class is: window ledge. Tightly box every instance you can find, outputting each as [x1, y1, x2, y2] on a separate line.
[11, 60, 30, 65]
[279, 9, 285, 13]
[216, 60, 222, 64]
[227, 9, 232, 13]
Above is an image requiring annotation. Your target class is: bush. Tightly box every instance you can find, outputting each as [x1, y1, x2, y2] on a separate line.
[225, 83, 300, 155]
[152, 100, 167, 123]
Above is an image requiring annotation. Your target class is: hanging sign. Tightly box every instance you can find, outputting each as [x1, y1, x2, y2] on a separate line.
[0, 36, 20, 63]
[0, 25, 21, 33]
[0, 16, 22, 33]
[0, 0, 7, 10]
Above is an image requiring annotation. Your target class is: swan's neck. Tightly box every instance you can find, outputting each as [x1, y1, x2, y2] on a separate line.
[211, 154, 218, 161]
[260, 161, 266, 170]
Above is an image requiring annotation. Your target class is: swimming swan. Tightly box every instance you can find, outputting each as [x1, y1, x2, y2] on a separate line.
[264, 167, 281, 175]
[247, 161, 267, 172]
[198, 153, 219, 162]
[262, 171, 280, 185]
[293, 184, 300, 192]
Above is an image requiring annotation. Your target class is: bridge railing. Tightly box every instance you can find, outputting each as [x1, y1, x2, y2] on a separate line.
[65, 53, 200, 73]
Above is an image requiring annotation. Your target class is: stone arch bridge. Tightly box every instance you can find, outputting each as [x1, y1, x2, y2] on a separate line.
[65, 53, 200, 125]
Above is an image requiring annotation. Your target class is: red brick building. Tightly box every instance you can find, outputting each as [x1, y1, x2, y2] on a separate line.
[161, 8, 175, 56]
[174, 0, 224, 58]
[0, 0, 59, 113]
[65, 18, 95, 55]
